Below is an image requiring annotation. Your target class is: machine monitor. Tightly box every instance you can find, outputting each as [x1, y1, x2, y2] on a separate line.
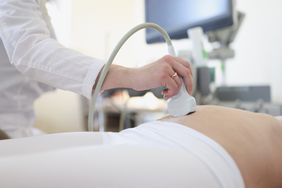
[145, 0, 235, 43]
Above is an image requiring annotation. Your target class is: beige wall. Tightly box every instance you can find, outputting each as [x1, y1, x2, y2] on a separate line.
[70, 0, 147, 67]
[34, 90, 85, 133]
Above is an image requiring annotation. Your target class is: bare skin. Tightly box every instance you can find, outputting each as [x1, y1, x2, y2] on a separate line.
[162, 105, 282, 188]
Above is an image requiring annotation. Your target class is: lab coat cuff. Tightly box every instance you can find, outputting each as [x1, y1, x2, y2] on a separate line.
[82, 59, 105, 99]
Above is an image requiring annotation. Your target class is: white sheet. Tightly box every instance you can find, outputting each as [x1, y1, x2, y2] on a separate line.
[0, 121, 245, 188]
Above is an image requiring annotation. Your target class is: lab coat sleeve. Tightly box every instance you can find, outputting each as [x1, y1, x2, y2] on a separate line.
[0, 0, 105, 99]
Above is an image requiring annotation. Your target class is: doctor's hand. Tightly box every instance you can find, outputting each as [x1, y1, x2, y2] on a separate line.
[101, 55, 193, 99]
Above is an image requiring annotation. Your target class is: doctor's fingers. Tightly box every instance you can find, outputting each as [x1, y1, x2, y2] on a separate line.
[164, 64, 182, 88]
[164, 57, 193, 95]
[162, 55, 193, 75]
[173, 56, 193, 74]
[161, 76, 181, 99]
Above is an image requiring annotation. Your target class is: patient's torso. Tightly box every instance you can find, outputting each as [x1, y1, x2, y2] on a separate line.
[162, 105, 282, 188]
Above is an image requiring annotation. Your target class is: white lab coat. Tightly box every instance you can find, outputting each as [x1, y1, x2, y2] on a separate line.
[0, 0, 104, 138]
